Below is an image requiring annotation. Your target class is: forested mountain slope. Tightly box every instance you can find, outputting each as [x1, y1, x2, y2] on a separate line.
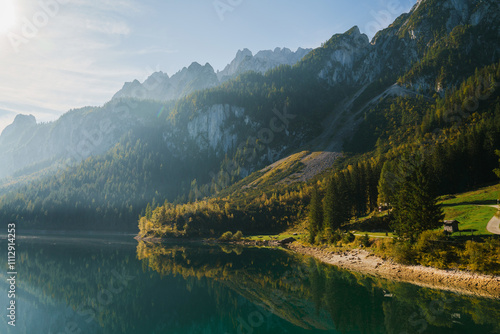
[0, 0, 498, 232]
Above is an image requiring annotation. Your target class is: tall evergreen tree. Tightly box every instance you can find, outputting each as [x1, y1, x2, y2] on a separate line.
[377, 160, 398, 206]
[391, 152, 444, 242]
[323, 177, 336, 233]
[308, 184, 323, 243]
[365, 162, 375, 212]
[145, 203, 153, 220]
[323, 172, 351, 234]
[335, 172, 352, 230]
[494, 150, 500, 179]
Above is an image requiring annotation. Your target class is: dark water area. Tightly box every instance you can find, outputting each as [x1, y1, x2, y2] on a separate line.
[0, 235, 499, 333]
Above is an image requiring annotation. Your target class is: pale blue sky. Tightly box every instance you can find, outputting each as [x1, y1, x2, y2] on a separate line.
[0, 0, 416, 132]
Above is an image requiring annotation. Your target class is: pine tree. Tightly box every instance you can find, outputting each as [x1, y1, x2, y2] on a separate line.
[367, 160, 382, 212]
[391, 152, 444, 242]
[335, 172, 352, 230]
[323, 173, 351, 235]
[323, 177, 336, 234]
[494, 150, 500, 179]
[308, 184, 323, 243]
[145, 203, 152, 220]
[377, 160, 398, 207]
[352, 162, 367, 215]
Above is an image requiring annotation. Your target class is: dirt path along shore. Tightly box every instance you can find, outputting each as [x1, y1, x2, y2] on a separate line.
[485, 205, 500, 235]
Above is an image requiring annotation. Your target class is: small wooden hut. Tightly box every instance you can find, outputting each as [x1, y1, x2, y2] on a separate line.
[443, 220, 459, 233]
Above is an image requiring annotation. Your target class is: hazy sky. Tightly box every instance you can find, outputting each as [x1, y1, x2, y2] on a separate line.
[0, 0, 416, 133]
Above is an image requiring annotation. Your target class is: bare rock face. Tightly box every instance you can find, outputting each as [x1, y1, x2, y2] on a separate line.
[163, 103, 260, 162]
[186, 104, 245, 152]
[317, 26, 372, 86]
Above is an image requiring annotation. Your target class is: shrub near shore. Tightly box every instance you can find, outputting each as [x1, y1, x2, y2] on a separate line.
[371, 231, 500, 275]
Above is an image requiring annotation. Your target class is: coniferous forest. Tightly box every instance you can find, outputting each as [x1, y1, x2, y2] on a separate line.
[0, 0, 499, 248]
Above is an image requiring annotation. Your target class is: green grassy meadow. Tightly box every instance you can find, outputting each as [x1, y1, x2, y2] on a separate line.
[440, 183, 500, 236]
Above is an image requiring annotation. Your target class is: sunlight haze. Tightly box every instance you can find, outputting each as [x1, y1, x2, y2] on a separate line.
[0, 0, 416, 133]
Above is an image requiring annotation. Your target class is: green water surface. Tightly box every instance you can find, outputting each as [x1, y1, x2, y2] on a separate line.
[0, 235, 498, 334]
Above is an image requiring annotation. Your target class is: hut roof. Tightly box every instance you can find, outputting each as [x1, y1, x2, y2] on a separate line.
[444, 220, 459, 225]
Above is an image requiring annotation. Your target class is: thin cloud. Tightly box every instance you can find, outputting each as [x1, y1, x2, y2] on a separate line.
[85, 19, 131, 36]
[54, 10, 132, 38]
[135, 47, 179, 55]
[62, 0, 143, 16]
[0, 52, 148, 116]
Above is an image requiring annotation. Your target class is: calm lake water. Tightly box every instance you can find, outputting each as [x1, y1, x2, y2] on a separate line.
[0, 235, 499, 334]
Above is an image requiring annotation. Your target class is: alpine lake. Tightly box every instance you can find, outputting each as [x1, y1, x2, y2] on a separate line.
[0, 234, 499, 334]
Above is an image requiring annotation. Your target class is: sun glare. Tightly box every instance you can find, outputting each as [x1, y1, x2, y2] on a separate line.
[0, 0, 17, 33]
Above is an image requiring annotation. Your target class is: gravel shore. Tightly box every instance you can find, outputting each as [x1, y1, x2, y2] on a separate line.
[285, 242, 500, 299]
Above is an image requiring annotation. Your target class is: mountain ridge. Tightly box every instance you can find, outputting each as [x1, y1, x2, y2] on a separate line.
[112, 47, 313, 103]
[0, 0, 499, 231]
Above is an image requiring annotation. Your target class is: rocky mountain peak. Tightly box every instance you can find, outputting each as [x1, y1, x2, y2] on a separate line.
[187, 62, 203, 70]
[235, 48, 253, 60]
[112, 61, 219, 102]
[146, 71, 169, 83]
[395, 0, 499, 40]
[113, 46, 312, 102]
[13, 113, 36, 126]
[338, 26, 369, 45]
[1, 113, 35, 133]
[346, 25, 361, 37]
[0, 114, 37, 145]
[217, 47, 312, 82]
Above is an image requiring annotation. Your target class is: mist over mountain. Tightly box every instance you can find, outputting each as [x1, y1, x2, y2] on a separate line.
[0, 46, 312, 182]
[0, 0, 498, 231]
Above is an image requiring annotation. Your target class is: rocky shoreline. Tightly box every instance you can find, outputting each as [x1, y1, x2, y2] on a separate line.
[135, 235, 500, 298]
[285, 242, 500, 299]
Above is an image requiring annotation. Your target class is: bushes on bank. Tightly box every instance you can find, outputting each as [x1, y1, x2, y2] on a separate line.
[312, 229, 357, 245]
[219, 231, 233, 241]
[219, 230, 244, 242]
[359, 234, 371, 248]
[414, 230, 455, 268]
[391, 240, 417, 265]
[233, 231, 244, 241]
[462, 238, 500, 273]
[342, 231, 356, 244]
[372, 233, 500, 275]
